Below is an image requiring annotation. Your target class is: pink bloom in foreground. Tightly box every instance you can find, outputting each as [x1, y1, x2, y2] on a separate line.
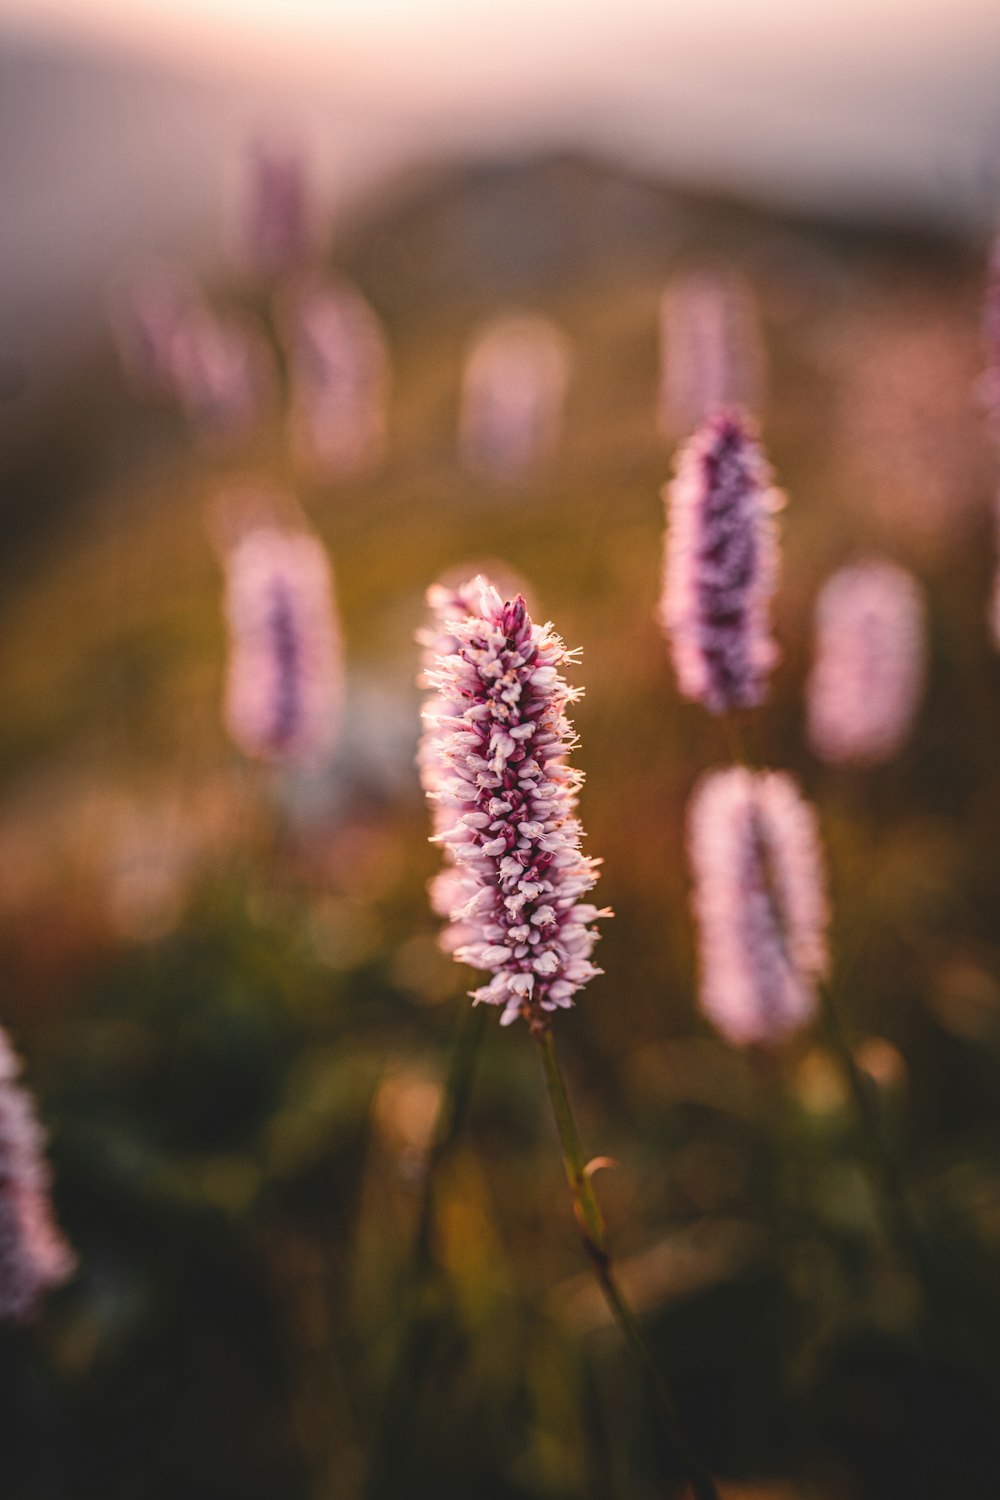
[224, 525, 343, 765]
[0, 1028, 74, 1321]
[659, 410, 783, 714]
[279, 277, 390, 478]
[658, 271, 765, 438]
[688, 768, 828, 1047]
[420, 578, 608, 1027]
[807, 561, 926, 766]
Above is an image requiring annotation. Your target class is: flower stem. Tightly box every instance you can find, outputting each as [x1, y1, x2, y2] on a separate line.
[816, 980, 933, 1299]
[532, 1024, 720, 1500]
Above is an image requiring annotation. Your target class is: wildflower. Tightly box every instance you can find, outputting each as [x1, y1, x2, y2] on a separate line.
[658, 271, 765, 437]
[239, 140, 311, 275]
[279, 277, 390, 477]
[659, 409, 783, 713]
[171, 306, 275, 445]
[223, 523, 343, 765]
[0, 1028, 74, 1321]
[807, 561, 926, 766]
[688, 768, 828, 1046]
[420, 578, 608, 1027]
[459, 315, 570, 479]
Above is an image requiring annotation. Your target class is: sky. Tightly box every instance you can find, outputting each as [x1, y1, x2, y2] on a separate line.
[2, 0, 999, 393]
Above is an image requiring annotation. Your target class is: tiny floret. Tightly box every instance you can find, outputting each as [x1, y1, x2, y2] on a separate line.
[687, 768, 828, 1047]
[807, 560, 926, 766]
[659, 410, 783, 714]
[419, 577, 608, 1027]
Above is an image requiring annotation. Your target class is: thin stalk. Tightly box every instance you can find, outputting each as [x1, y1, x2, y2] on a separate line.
[816, 980, 933, 1300]
[532, 1024, 720, 1500]
[365, 1001, 489, 1500]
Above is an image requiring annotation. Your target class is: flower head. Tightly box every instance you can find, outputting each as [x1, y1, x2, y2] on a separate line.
[0, 1028, 74, 1321]
[420, 578, 608, 1027]
[659, 410, 783, 714]
[807, 560, 926, 766]
[459, 315, 570, 480]
[224, 524, 343, 765]
[279, 277, 390, 478]
[239, 140, 311, 275]
[688, 768, 828, 1047]
[658, 271, 765, 437]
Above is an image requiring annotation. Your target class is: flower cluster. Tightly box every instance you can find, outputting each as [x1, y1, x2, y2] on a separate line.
[659, 409, 783, 714]
[239, 141, 310, 275]
[807, 560, 926, 766]
[280, 277, 390, 477]
[658, 271, 765, 437]
[459, 315, 570, 480]
[687, 768, 828, 1047]
[420, 578, 608, 1027]
[224, 524, 343, 765]
[0, 1027, 74, 1321]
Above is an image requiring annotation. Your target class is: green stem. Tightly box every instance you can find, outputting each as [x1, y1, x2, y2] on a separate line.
[816, 981, 932, 1299]
[533, 1025, 720, 1500]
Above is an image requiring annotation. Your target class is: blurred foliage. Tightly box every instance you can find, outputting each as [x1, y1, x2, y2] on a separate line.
[1, 155, 999, 1498]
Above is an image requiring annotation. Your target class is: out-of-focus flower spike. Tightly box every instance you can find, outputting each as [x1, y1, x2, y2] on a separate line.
[171, 306, 276, 446]
[459, 314, 571, 480]
[419, 577, 608, 1028]
[238, 139, 312, 276]
[278, 276, 391, 479]
[0, 1027, 74, 1321]
[807, 560, 926, 766]
[658, 271, 765, 439]
[223, 521, 343, 766]
[659, 409, 783, 714]
[109, 262, 201, 399]
[688, 768, 828, 1047]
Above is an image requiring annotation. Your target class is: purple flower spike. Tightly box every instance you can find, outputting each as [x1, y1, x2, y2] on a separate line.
[688, 768, 828, 1047]
[240, 141, 311, 276]
[659, 410, 783, 714]
[279, 277, 390, 479]
[658, 271, 765, 438]
[0, 1028, 74, 1321]
[224, 525, 343, 766]
[420, 577, 609, 1028]
[807, 560, 926, 766]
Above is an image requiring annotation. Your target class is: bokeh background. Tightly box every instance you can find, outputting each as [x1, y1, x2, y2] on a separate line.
[3, 3, 1000, 1497]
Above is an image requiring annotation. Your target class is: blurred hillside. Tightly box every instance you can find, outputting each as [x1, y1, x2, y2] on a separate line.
[1, 152, 999, 1499]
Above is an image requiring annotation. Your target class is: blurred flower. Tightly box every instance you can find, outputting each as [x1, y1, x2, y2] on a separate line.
[420, 577, 608, 1027]
[982, 228, 1000, 428]
[659, 410, 783, 714]
[278, 276, 390, 478]
[658, 271, 765, 438]
[171, 306, 275, 446]
[109, 262, 200, 398]
[238, 140, 312, 276]
[807, 560, 926, 766]
[688, 768, 828, 1046]
[0, 1027, 74, 1321]
[223, 523, 343, 765]
[459, 314, 570, 480]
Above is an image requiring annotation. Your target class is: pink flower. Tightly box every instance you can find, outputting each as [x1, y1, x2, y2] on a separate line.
[420, 578, 608, 1027]
[0, 1028, 74, 1321]
[459, 315, 570, 480]
[688, 768, 828, 1047]
[807, 561, 926, 766]
[223, 525, 343, 765]
[658, 271, 765, 438]
[659, 410, 783, 714]
[279, 277, 390, 478]
[171, 306, 275, 446]
[238, 141, 311, 276]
